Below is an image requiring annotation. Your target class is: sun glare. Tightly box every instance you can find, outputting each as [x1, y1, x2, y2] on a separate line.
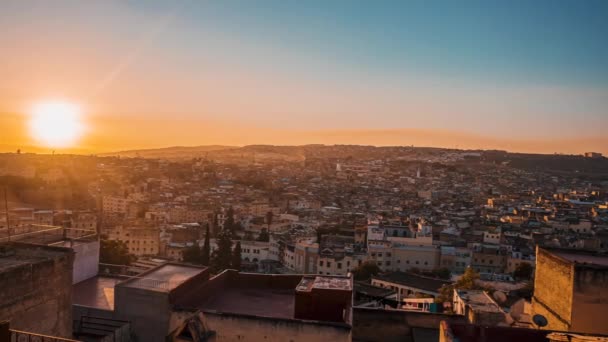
[29, 101, 85, 148]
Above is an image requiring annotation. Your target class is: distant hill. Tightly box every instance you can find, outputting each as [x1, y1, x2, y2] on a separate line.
[100, 145, 237, 159]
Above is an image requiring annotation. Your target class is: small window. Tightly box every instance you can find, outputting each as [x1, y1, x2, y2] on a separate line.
[338, 263, 342, 269]
[319, 261, 324, 266]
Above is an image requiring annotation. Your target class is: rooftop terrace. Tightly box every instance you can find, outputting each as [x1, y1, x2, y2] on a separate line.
[73, 276, 121, 310]
[120, 263, 206, 291]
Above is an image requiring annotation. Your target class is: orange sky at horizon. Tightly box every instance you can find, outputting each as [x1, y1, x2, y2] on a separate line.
[1, 111, 606, 156]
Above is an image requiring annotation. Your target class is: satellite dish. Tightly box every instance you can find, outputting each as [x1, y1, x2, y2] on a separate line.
[533, 314, 548, 328]
[493, 291, 507, 304]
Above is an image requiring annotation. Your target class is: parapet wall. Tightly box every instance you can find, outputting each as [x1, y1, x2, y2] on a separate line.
[532, 247, 574, 330]
[353, 307, 465, 342]
[0, 243, 74, 338]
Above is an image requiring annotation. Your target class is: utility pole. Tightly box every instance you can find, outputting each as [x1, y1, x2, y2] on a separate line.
[4, 188, 10, 242]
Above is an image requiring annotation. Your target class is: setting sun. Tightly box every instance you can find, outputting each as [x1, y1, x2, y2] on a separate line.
[29, 101, 85, 148]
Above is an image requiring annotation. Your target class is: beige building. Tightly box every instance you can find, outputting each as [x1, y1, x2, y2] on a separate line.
[532, 247, 608, 335]
[391, 245, 440, 272]
[106, 224, 160, 257]
[102, 196, 130, 214]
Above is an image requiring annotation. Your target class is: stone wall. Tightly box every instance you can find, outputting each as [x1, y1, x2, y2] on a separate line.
[353, 307, 465, 342]
[0, 244, 74, 338]
[532, 247, 574, 331]
[202, 311, 351, 342]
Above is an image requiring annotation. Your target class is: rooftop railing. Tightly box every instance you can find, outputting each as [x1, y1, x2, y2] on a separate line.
[0, 224, 97, 245]
[9, 329, 81, 342]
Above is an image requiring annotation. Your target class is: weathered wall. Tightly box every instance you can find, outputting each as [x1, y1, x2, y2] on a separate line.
[532, 248, 573, 331]
[352, 307, 465, 342]
[0, 247, 74, 338]
[202, 311, 351, 342]
[114, 285, 171, 342]
[72, 239, 100, 284]
[570, 267, 608, 335]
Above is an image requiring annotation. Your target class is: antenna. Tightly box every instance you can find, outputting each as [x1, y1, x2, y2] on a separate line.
[532, 314, 548, 328]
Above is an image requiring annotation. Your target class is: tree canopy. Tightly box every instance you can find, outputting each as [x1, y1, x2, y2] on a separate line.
[352, 261, 381, 281]
[513, 262, 534, 280]
[100, 239, 135, 265]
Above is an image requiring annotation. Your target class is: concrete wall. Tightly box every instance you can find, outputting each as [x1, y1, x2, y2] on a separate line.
[352, 307, 465, 342]
[202, 311, 351, 342]
[114, 286, 171, 342]
[0, 246, 74, 338]
[532, 248, 574, 331]
[570, 267, 608, 335]
[72, 239, 100, 284]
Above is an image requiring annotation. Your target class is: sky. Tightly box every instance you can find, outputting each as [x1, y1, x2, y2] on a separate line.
[0, 0, 607, 154]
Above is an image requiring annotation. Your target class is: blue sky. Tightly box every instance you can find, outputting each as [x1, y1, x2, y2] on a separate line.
[0, 0, 606, 151]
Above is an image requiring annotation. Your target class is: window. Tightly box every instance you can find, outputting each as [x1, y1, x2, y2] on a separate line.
[387, 252, 392, 257]
[327, 262, 331, 267]
[415, 261, 419, 265]
[385, 261, 390, 266]
[406, 260, 410, 264]
[424, 261, 428, 265]
[337, 263, 342, 269]
[378, 253, 383, 257]
[347, 261, 350, 267]
[319, 261, 324, 266]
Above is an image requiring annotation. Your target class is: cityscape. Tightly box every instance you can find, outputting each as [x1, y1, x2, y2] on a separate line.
[1, 1, 607, 342]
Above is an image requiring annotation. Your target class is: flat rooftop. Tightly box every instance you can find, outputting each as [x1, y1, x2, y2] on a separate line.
[373, 272, 450, 293]
[195, 273, 353, 321]
[73, 276, 121, 310]
[0, 243, 72, 272]
[553, 251, 608, 267]
[201, 287, 295, 319]
[456, 290, 502, 313]
[121, 263, 205, 291]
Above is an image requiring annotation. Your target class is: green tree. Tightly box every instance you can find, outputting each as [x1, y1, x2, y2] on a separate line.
[266, 211, 274, 229]
[232, 241, 242, 271]
[353, 261, 381, 281]
[182, 242, 201, 264]
[212, 228, 233, 271]
[257, 228, 270, 242]
[225, 207, 235, 233]
[100, 239, 135, 265]
[433, 267, 452, 280]
[201, 224, 211, 266]
[243, 231, 255, 241]
[436, 267, 481, 305]
[513, 262, 534, 280]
